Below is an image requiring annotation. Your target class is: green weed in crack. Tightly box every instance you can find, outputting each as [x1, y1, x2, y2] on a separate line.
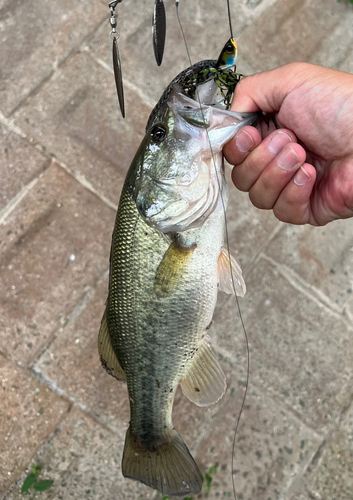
[21, 464, 53, 494]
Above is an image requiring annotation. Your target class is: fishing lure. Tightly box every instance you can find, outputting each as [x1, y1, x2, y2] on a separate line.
[152, 0, 166, 66]
[109, 0, 125, 118]
[146, 36, 241, 130]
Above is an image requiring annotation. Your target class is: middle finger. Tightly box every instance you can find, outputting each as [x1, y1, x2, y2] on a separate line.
[232, 129, 296, 191]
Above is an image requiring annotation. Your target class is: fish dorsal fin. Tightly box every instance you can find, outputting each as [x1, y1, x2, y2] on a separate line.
[218, 246, 246, 297]
[98, 309, 126, 382]
[180, 339, 226, 407]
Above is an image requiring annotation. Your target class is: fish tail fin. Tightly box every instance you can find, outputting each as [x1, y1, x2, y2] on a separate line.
[122, 425, 202, 498]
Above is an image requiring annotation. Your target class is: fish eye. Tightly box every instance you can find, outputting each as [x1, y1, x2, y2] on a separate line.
[151, 124, 167, 143]
[225, 42, 233, 53]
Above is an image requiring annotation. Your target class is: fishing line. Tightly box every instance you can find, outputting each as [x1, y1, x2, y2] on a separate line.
[227, 0, 234, 39]
[176, 3, 250, 500]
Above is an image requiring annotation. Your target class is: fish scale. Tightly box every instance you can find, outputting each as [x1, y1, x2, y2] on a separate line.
[98, 37, 258, 498]
[107, 178, 225, 447]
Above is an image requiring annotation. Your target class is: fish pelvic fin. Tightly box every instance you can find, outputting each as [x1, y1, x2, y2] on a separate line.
[98, 309, 126, 382]
[180, 339, 226, 407]
[218, 246, 246, 297]
[122, 426, 202, 498]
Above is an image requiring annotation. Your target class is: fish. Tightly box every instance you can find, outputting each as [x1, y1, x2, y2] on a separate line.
[98, 40, 260, 498]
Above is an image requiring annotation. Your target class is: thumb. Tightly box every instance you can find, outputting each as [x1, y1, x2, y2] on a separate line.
[231, 64, 302, 114]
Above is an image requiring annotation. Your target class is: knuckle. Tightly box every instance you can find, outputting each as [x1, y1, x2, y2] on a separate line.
[249, 190, 271, 210]
[273, 198, 307, 225]
[273, 208, 292, 223]
[246, 156, 265, 178]
[232, 169, 250, 192]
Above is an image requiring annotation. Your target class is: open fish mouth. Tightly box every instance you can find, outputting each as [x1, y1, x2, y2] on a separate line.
[140, 159, 222, 233]
[135, 89, 259, 234]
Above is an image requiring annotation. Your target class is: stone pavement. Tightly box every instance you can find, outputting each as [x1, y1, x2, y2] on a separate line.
[1, 0, 353, 499]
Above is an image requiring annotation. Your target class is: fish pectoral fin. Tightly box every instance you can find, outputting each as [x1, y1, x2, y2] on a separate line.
[154, 240, 195, 296]
[122, 426, 202, 498]
[98, 309, 126, 382]
[218, 246, 246, 297]
[180, 339, 226, 407]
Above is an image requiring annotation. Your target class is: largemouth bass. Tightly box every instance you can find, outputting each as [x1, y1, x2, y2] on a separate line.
[98, 41, 259, 498]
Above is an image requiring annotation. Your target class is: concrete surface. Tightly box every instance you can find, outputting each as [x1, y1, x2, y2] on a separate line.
[1, 0, 353, 499]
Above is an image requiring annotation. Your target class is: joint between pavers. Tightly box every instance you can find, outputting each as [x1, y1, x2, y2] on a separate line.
[303, 428, 336, 481]
[55, 160, 118, 211]
[343, 302, 353, 323]
[0, 110, 26, 138]
[29, 372, 119, 440]
[7, 14, 108, 120]
[84, 48, 156, 109]
[0, 164, 51, 226]
[244, 0, 279, 18]
[2, 108, 118, 215]
[243, 220, 283, 277]
[260, 254, 353, 328]
[31, 268, 109, 371]
[0, 109, 56, 160]
[210, 346, 332, 439]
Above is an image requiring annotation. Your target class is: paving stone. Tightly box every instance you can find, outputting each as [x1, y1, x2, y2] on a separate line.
[288, 494, 311, 500]
[2, 406, 156, 500]
[0, 356, 69, 492]
[0, 124, 50, 213]
[238, 0, 353, 72]
[194, 372, 322, 500]
[225, 170, 280, 271]
[89, 0, 253, 108]
[34, 278, 223, 448]
[0, 164, 115, 366]
[306, 404, 353, 500]
[346, 295, 353, 323]
[14, 52, 151, 205]
[337, 40, 353, 73]
[263, 221, 353, 312]
[0, 0, 106, 117]
[210, 256, 353, 433]
[33, 279, 131, 431]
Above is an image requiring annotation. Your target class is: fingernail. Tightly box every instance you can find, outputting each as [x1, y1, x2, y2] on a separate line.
[294, 166, 311, 186]
[277, 145, 300, 171]
[236, 129, 255, 153]
[268, 131, 292, 155]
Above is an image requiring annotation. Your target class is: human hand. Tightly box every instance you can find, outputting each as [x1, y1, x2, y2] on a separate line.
[223, 63, 353, 226]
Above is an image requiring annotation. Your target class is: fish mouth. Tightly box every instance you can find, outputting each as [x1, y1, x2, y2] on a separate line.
[137, 155, 223, 233]
[136, 89, 259, 233]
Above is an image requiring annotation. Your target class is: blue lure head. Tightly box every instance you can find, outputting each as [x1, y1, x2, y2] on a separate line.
[216, 38, 237, 69]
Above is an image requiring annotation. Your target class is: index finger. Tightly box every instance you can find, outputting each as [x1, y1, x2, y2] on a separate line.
[231, 63, 309, 113]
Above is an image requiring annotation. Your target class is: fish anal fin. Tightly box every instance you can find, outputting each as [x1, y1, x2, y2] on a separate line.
[122, 426, 202, 498]
[155, 241, 195, 296]
[180, 339, 226, 407]
[218, 246, 246, 297]
[98, 309, 126, 382]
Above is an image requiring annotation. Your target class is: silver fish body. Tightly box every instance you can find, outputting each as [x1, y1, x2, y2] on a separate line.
[98, 88, 259, 497]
